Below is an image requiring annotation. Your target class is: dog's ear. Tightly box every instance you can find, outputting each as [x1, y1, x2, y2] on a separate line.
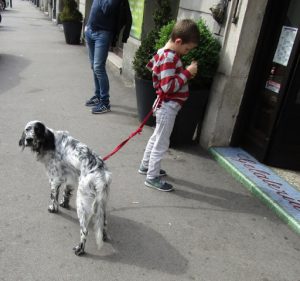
[43, 129, 55, 151]
[19, 131, 25, 150]
[34, 122, 46, 140]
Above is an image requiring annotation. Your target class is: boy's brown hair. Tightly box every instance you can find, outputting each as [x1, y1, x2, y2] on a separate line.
[170, 19, 200, 44]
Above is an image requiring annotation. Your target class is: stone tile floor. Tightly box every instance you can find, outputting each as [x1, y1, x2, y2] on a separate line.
[272, 168, 300, 192]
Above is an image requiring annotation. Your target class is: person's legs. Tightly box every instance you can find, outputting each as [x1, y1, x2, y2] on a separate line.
[139, 129, 167, 177]
[85, 28, 100, 101]
[141, 131, 157, 168]
[146, 101, 181, 179]
[92, 30, 112, 107]
[142, 102, 180, 192]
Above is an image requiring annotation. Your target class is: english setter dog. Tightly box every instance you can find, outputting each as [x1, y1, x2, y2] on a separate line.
[19, 120, 111, 256]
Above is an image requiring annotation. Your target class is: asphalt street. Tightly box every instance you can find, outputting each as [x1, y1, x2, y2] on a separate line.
[1, 1, 300, 280]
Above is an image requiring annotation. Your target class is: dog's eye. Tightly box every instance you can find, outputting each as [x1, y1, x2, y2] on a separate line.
[25, 126, 32, 132]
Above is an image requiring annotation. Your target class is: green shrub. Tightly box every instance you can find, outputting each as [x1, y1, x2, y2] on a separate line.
[155, 19, 221, 87]
[133, 30, 158, 80]
[59, 0, 83, 23]
[132, 0, 173, 80]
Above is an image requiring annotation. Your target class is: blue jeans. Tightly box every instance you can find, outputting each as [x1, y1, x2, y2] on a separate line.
[85, 27, 112, 106]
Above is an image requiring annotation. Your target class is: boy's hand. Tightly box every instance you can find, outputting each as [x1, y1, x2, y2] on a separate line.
[186, 61, 198, 78]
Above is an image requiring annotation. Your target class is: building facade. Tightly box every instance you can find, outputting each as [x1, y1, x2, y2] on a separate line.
[37, 0, 300, 170]
[121, 0, 268, 154]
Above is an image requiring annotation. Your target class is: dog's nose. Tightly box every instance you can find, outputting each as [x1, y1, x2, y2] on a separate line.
[25, 138, 33, 145]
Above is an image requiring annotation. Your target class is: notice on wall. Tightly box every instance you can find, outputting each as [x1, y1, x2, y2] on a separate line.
[128, 0, 145, 40]
[273, 26, 298, 66]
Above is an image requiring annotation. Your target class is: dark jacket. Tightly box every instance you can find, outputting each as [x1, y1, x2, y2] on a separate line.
[112, 0, 132, 47]
[87, 0, 132, 47]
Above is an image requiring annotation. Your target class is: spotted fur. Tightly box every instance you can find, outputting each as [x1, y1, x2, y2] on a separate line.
[19, 121, 111, 256]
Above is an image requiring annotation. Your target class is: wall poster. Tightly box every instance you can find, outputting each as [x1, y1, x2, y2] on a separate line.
[273, 26, 298, 66]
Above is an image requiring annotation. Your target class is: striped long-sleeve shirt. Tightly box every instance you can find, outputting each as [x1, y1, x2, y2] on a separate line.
[146, 48, 192, 106]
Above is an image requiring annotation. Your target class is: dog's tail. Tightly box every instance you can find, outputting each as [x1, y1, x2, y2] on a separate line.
[92, 196, 105, 250]
[93, 170, 111, 249]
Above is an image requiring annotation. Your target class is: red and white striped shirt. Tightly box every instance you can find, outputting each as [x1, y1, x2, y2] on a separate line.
[147, 48, 192, 106]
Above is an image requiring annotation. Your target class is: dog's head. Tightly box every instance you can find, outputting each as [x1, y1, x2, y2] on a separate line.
[19, 121, 55, 153]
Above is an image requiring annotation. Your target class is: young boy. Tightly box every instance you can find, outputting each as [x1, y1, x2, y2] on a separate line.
[138, 19, 200, 192]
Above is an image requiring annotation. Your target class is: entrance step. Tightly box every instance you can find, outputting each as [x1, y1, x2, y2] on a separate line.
[108, 51, 122, 75]
[210, 146, 300, 235]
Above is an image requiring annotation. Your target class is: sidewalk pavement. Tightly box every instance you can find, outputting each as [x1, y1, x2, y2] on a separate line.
[1, 1, 300, 280]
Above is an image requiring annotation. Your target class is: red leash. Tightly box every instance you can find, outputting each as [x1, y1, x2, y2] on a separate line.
[102, 98, 160, 161]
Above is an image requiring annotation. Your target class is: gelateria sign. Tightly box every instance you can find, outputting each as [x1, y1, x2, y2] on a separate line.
[213, 147, 300, 221]
[129, 0, 145, 40]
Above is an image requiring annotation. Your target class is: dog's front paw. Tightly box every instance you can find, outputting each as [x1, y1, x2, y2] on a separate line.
[48, 203, 58, 213]
[73, 243, 85, 256]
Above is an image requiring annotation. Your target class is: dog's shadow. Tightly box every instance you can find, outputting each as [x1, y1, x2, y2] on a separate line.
[59, 210, 188, 274]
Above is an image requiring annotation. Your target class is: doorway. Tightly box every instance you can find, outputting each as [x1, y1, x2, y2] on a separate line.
[233, 0, 300, 170]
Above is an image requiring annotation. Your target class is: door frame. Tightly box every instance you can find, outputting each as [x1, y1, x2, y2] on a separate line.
[231, 0, 291, 159]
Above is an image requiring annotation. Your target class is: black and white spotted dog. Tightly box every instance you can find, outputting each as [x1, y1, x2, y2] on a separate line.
[19, 121, 111, 256]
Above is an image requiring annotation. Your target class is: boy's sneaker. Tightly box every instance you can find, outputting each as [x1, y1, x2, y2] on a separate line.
[92, 104, 111, 114]
[138, 165, 167, 177]
[85, 96, 100, 107]
[145, 177, 174, 192]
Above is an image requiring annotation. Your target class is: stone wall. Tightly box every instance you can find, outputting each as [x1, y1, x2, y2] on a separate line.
[200, 0, 268, 148]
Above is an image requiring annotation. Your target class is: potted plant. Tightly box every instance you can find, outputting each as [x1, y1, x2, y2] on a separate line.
[155, 19, 221, 146]
[132, 0, 173, 126]
[59, 0, 83, 45]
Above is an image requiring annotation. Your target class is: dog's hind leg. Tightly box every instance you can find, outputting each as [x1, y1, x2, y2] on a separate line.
[73, 189, 93, 256]
[73, 227, 88, 256]
[92, 189, 109, 249]
[59, 185, 72, 209]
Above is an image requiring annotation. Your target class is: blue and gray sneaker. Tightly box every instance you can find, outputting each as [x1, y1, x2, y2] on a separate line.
[138, 164, 167, 177]
[92, 103, 111, 114]
[85, 96, 100, 107]
[145, 177, 174, 192]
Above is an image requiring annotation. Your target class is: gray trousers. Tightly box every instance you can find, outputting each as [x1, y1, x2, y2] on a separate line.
[141, 100, 181, 179]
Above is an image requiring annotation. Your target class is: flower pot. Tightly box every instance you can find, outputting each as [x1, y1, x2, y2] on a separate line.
[134, 76, 156, 126]
[62, 22, 82, 45]
[170, 87, 210, 147]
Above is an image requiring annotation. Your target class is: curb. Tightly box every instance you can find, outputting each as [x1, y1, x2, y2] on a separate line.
[209, 147, 300, 235]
